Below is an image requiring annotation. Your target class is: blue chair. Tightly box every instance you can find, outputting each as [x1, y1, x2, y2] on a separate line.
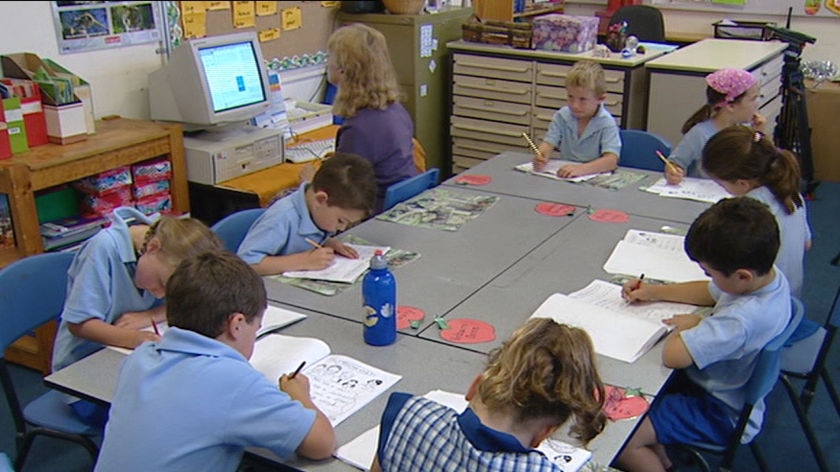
[210, 207, 266, 252]
[674, 297, 804, 472]
[0, 252, 101, 470]
[618, 129, 672, 172]
[0, 453, 13, 472]
[778, 286, 840, 472]
[383, 168, 440, 211]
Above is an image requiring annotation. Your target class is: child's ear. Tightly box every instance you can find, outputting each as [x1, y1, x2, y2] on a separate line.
[225, 312, 247, 339]
[465, 374, 482, 401]
[598, 93, 607, 102]
[314, 190, 330, 206]
[734, 268, 755, 282]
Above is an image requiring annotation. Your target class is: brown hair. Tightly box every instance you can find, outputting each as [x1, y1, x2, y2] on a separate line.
[312, 152, 377, 215]
[166, 250, 267, 338]
[703, 126, 803, 214]
[141, 216, 222, 269]
[328, 23, 402, 118]
[681, 86, 750, 135]
[478, 318, 606, 445]
[566, 60, 607, 97]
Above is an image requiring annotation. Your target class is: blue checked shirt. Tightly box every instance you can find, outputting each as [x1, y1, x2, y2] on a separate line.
[377, 393, 563, 472]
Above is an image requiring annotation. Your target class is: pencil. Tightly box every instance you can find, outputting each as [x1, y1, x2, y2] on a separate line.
[521, 132, 541, 155]
[150, 318, 160, 336]
[655, 150, 679, 174]
[305, 238, 323, 249]
[634, 273, 645, 290]
[289, 361, 306, 379]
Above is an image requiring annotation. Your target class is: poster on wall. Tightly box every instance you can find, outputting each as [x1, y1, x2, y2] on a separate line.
[51, 1, 163, 54]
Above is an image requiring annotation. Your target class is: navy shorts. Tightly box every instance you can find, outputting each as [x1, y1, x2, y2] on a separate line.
[649, 372, 735, 446]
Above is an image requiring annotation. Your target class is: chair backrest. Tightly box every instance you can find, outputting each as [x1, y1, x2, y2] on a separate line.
[609, 5, 666, 43]
[210, 207, 265, 252]
[619, 129, 672, 172]
[383, 168, 440, 211]
[0, 252, 75, 353]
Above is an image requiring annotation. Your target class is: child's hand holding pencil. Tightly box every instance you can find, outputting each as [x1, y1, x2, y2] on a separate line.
[657, 151, 684, 185]
[522, 132, 549, 172]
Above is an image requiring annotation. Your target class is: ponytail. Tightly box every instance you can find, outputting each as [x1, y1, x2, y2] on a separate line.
[764, 149, 803, 214]
[681, 105, 712, 134]
[682, 86, 739, 135]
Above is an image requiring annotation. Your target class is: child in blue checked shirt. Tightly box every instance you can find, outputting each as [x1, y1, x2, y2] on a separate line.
[615, 197, 791, 472]
[532, 60, 621, 179]
[237, 152, 377, 276]
[370, 318, 606, 472]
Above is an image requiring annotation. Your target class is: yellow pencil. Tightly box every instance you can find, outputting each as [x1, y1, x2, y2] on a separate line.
[521, 132, 541, 155]
[655, 150, 679, 174]
[305, 238, 323, 249]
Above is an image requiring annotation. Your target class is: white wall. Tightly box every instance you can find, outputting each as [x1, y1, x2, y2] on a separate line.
[565, 2, 839, 63]
[0, 1, 164, 120]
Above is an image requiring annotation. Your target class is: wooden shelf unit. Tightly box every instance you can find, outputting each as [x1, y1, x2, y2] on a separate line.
[474, 0, 564, 22]
[0, 118, 190, 374]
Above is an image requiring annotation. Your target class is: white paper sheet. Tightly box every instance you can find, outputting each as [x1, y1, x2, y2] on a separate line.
[282, 244, 391, 283]
[644, 177, 731, 204]
[515, 160, 610, 183]
[602, 240, 709, 283]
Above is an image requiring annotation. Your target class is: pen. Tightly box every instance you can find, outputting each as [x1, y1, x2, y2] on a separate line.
[150, 318, 160, 336]
[655, 150, 679, 174]
[289, 361, 306, 379]
[635, 273, 645, 290]
[521, 132, 541, 155]
[305, 238, 323, 249]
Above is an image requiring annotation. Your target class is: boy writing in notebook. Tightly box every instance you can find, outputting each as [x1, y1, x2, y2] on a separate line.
[94, 250, 335, 472]
[531, 60, 621, 179]
[615, 197, 791, 472]
[237, 152, 377, 276]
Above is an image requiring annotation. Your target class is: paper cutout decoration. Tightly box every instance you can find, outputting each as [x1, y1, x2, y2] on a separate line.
[804, 0, 821, 14]
[233, 1, 256, 28]
[453, 174, 492, 186]
[588, 208, 629, 223]
[535, 202, 576, 217]
[603, 385, 649, 421]
[397, 305, 425, 330]
[281, 6, 302, 30]
[439, 318, 496, 344]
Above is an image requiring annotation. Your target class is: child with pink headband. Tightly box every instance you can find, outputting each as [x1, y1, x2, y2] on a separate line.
[664, 68, 765, 185]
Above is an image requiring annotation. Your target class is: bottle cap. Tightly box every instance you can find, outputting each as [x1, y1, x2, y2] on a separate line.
[370, 250, 387, 269]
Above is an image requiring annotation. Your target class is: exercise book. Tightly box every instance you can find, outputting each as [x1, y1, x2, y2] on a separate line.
[515, 160, 610, 183]
[643, 176, 731, 204]
[282, 244, 391, 284]
[603, 229, 709, 283]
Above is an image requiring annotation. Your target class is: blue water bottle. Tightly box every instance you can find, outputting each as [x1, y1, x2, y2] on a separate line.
[362, 250, 397, 346]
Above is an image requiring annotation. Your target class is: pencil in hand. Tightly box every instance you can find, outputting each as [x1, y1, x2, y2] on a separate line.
[305, 238, 323, 249]
[150, 318, 161, 336]
[521, 132, 541, 156]
[655, 150, 679, 174]
[289, 361, 306, 379]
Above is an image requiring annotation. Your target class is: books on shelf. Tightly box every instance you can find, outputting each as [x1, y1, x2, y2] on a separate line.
[40, 215, 105, 251]
[282, 244, 390, 284]
[335, 389, 593, 471]
[514, 160, 610, 183]
[530, 279, 699, 363]
[602, 229, 709, 283]
[643, 176, 731, 204]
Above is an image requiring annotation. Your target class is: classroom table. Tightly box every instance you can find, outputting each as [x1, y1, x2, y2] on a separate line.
[264, 185, 585, 332]
[441, 151, 713, 224]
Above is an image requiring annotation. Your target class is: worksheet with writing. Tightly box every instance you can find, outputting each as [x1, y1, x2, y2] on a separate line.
[282, 244, 390, 283]
[515, 160, 610, 183]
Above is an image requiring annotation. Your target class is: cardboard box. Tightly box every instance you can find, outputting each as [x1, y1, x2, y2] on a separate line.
[44, 59, 95, 135]
[532, 14, 599, 53]
[287, 101, 333, 135]
[44, 102, 87, 145]
[1, 78, 48, 147]
[1, 97, 29, 154]
[0, 99, 12, 159]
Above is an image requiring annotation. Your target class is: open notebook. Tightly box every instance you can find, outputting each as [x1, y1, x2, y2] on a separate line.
[602, 229, 709, 283]
[514, 160, 610, 183]
[530, 280, 699, 363]
[335, 390, 593, 472]
[282, 244, 390, 284]
[643, 176, 731, 204]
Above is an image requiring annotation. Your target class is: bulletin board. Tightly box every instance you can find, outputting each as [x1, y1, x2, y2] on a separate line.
[647, 0, 839, 19]
[178, 1, 340, 61]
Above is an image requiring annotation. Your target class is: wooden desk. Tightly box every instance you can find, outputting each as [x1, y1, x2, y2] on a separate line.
[0, 117, 189, 373]
[805, 79, 840, 183]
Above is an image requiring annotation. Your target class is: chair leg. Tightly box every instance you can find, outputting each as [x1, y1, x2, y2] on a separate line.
[781, 376, 832, 472]
[749, 442, 769, 472]
[820, 368, 840, 417]
[16, 429, 99, 471]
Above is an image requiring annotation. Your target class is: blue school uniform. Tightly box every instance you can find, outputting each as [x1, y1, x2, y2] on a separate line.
[237, 183, 331, 265]
[542, 104, 621, 163]
[94, 327, 315, 472]
[377, 393, 563, 471]
[650, 270, 791, 445]
[667, 120, 718, 178]
[52, 207, 159, 372]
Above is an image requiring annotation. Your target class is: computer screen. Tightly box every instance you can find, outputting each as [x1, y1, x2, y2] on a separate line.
[148, 31, 270, 129]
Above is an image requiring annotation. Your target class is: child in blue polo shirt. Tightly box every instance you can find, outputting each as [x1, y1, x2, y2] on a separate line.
[615, 197, 791, 472]
[531, 60, 621, 179]
[95, 251, 336, 472]
[237, 152, 377, 276]
[370, 318, 606, 471]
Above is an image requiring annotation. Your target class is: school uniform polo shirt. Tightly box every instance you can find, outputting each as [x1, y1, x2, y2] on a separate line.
[52, 207, 159, 371]
[542, 104, 621, 163]
[377, 393, 563, 471]
[94, 327, 315, 472]
[237, 183, 332, 265]
[668, 120, 718, 178]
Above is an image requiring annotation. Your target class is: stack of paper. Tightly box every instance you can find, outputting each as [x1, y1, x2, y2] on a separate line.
[515, 160, 610, 183]
[603, 229, 709, 283]
[643, 176, 731, 204]
[282, 244, 390, 283]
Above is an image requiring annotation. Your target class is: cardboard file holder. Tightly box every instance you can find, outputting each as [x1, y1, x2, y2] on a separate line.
[0, 97, 29, 155]
[1, 78, 48, 147]
[44, 102, 87, 145]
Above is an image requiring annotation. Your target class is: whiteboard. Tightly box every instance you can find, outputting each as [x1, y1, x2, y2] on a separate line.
[648, 0, 839, 18]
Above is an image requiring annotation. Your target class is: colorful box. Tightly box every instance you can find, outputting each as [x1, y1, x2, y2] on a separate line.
[0, 100, 12, 159]
[1, 79, 48, 147]
[44, 59, 95, 135]
[532, 14, 599, 54]
[73, 166, 133, 195]
[1, 97, 29, 154]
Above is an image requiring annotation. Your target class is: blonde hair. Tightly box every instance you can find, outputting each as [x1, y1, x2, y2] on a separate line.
[328, 23, 402, 118]
[141, 217, 222, 269]
[478, 318, 606, 445]
[566, 61, 607, 97]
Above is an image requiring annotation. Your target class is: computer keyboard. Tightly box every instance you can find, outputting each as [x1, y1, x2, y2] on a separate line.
[284, 138, 336, 163]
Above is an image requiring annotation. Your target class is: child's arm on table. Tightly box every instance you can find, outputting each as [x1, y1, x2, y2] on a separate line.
[622, 279, 715, 306]
[661, 327, 696, 369]
[324, 237, 359, 259]
[114, 304, 166, 329]
[250, 248, 336, 276]
[280, 373, 336, 460]
[557, 152, 618, 178]
[68, 318, 159, 350]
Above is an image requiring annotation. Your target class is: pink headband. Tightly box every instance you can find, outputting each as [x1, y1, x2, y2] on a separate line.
[705, 68, 757, 104]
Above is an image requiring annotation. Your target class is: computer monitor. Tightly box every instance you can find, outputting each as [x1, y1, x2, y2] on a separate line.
[148, 31, 270, 130]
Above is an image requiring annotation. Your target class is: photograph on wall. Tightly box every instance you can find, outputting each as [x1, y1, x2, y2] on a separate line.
[52, 1, 163, 54]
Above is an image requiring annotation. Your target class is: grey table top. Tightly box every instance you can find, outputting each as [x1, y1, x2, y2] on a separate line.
[441, 151, 713, 225]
